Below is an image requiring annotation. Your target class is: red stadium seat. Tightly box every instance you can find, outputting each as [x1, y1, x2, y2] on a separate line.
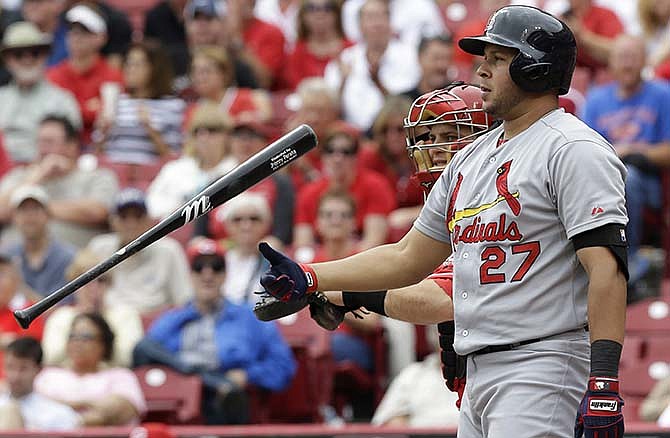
[626, 298, 670, 334]
[254, 310, 335, 423]
[134, 365, 203, 424]
[620, 335, 670, 399]
[332, 326, 388, 417]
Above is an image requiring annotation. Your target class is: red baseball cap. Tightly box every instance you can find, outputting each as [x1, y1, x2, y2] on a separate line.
[186, 238, 225, 264]
[129, 423, 175, 438]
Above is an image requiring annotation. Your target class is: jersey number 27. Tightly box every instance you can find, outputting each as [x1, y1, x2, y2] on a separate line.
[480, 241, 541, 284]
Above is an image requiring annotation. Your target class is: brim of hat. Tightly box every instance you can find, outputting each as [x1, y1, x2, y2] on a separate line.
[458, 35, 517, 56]
[1, 42, 51, 53]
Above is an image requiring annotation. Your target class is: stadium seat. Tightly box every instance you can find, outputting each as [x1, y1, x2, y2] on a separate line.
[626, 298, 670, 334]
[332, 326, 388, 417]
[134, 365, 203, 424]
[620, 335, 670, 399]
[255, 310, 334, 423]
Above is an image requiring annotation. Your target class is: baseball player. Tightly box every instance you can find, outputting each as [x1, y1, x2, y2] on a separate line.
[259, 6, 628, 438]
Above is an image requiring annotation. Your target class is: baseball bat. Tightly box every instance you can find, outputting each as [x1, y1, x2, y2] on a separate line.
[14, 124, 318, 329]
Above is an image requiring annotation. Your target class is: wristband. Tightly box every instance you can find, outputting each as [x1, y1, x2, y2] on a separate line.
[298, 263, 318, 293]
[342, 291, 388, 316]
[590, 339, 622, 377]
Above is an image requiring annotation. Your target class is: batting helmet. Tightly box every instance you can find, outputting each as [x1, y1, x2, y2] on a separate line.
[404, 82, 492, 193]
[458, 5, 576, 95]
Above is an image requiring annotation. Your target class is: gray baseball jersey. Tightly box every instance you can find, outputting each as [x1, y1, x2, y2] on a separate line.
[415, 109, 628, 355]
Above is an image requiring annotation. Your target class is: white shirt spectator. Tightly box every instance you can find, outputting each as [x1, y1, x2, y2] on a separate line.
[146, 155, 237, 219]
[342, 0, 446, 48]
[0, 392, 81, 430]
[87, 234, 193, 314]
[324, 40, 420, 131]
[371, 352, 460, 427]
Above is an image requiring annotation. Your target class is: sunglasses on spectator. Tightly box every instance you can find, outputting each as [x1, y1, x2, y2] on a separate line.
[192, 258, 226, 273]
[230, 215, 263, 223]
[4, 47, 48, 60]
[305, 2, 336, 13]
[322, 146, 357, 156]
[194, 125, 226, 135]
[319, 210, 354, 220]
[68, 332, 100, 342]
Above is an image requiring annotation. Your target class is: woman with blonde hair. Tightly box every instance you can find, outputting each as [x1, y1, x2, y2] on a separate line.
[189, 46, 272, 124]
[146, 102, 237, 219]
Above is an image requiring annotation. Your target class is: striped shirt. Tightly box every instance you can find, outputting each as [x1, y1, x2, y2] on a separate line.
[103, 94, 185, 164]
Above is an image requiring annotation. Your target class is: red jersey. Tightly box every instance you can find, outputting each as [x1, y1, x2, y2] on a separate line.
[282, 39, 354, 90]
[358, 146, 423, 208]
[576, 6, 623, 72]
[243, 18, 286, 88]
[428, 257, 454, 297]
[295, 168, 397, 233]
[47, 56, 124, 145]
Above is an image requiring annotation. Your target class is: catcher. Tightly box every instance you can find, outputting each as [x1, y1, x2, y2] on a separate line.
[254, 82, 493, 406]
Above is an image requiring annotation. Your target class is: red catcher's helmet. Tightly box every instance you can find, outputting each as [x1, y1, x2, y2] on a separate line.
[404, 82, 491, 194]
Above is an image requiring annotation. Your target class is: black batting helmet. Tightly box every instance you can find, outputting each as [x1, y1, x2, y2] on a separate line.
[459, 5, 576, 95]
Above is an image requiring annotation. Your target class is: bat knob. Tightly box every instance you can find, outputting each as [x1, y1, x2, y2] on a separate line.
[13, 309, 32, 329]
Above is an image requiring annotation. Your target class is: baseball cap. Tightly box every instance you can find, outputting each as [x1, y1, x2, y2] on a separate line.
[66, 4, 107, 34]
[9, 185, 49, 209]
[1, 21, 52, 53]
[186, 238, 225, 264]
[186, 0, 226, 19]
[129, 423, 176, 438]
[113, 188, 147, 214]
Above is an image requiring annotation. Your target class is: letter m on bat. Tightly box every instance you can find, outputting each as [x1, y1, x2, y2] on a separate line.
[181, 196, 212, 224]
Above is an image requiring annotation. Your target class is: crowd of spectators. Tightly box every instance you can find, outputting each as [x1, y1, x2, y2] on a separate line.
[0, 0, 669, 431]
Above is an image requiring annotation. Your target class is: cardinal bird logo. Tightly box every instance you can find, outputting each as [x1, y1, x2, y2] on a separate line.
[447, 160, 521, 232]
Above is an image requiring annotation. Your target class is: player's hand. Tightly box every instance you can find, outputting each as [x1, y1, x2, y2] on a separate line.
[574, 376, 624, 438]
[259, 242, 317, 302]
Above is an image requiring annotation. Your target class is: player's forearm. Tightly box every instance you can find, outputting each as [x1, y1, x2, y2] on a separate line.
[312, 227, 450, 292]
[385, 280, 454, 324]
[585, 258, 627, 345]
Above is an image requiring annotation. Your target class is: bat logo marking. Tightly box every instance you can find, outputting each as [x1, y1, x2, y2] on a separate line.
[270, 148, 298, 171]
[181, 195, 212, 224]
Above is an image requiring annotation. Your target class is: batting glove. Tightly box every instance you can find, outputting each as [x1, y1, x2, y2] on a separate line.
[574, 376, 624, 438]
[259, 242, 318, 302]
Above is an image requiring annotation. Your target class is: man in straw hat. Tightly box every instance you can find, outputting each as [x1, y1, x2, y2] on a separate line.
[0, 21, 81, 163]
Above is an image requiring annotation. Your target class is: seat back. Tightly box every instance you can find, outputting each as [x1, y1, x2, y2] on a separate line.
[134, 365, 202, 424]
[257, 310, 334, 423]
[626, 298, 670, 334]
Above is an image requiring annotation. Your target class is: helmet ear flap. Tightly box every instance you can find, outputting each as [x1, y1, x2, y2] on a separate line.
[509, 52, 552, 93]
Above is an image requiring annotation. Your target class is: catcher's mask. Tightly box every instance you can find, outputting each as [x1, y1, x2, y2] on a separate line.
[404, 82, 491, 195]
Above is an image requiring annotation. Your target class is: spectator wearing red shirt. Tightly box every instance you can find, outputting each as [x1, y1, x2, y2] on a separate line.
[294, 123, 396, 251]
[0, 253, 44, 380]
[47, 3, 123, 146]
[450, 0, 507, 68]
[360, 95, 423, 239]
[224, 0, 286, 89]
[560, 0, 623, 78]
[0, 133, 13, 179]
[281, 0, 353, 91]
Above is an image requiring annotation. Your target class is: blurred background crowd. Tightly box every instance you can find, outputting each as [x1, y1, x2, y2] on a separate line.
[0, 0, 670, 432]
